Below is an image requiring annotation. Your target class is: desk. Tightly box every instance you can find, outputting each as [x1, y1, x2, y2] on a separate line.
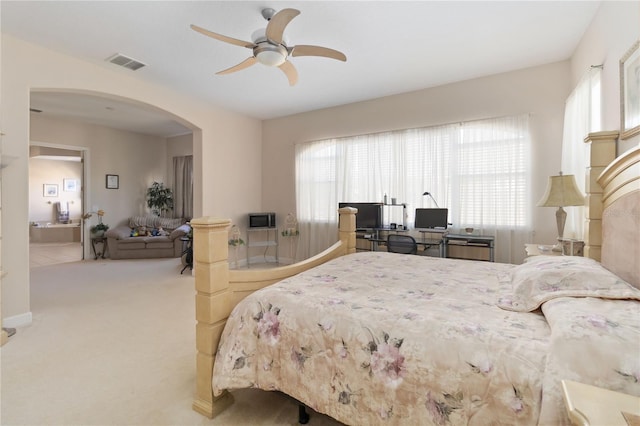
[357, 231, 495, 261]
[365, 236, 443, 254]
[358, 230, 443, 256]
[443, 234, 494, 262]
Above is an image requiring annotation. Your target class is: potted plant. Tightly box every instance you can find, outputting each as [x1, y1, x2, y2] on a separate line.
[85, 209, 109, 237]
[146, 182, 173, 217]
[90, 222, 109, 237]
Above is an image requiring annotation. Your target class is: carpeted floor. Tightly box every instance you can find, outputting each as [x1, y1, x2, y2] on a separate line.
[1, 258, 343, 425]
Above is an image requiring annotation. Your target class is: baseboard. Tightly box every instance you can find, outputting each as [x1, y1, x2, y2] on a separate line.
[3, 311, 33, 328]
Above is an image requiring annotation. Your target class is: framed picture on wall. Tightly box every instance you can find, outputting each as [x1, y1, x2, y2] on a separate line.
[63, 178, 78, 192]
[43, 183, 58, 197]
[106, 174, 119, 189]
[620, 40, 640, 140]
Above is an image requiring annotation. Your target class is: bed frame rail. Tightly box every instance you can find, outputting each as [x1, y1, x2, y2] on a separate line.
[191, 207, 357, 418]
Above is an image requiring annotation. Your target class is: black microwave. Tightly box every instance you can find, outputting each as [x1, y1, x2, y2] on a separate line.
[248, 212, 276, 228]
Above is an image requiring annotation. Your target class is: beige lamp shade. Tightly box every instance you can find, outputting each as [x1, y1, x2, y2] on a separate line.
[537, 173, 585, 250]
[537, 173, 585, 207]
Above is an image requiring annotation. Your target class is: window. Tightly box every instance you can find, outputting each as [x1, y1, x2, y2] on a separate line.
[295, 115, 531, 262]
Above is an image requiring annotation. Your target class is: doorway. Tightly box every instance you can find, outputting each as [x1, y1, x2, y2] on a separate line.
[28, 144, 85, 267]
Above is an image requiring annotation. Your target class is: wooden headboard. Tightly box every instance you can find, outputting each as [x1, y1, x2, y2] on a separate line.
[597, 146, 640, 288]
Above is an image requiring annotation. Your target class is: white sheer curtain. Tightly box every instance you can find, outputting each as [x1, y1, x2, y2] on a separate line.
[561, 67, 602, 239]
[451, 115, 532, 263]
[296, 115, 531, 263]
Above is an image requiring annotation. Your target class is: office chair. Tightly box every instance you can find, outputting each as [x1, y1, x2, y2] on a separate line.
[386, 234, 418, 255]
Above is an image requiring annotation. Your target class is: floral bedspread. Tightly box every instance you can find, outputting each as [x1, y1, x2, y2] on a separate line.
[211, 252, 640, 425]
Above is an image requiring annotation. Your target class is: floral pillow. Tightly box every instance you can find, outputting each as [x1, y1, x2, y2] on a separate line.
[498, 256, 640, 312]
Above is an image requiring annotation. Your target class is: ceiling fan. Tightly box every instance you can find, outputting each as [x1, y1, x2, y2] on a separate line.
[191, 7, 347, 86]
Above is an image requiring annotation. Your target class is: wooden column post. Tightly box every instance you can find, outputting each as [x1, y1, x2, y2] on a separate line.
[190, 216, 234, 418]
[583, 131, 618, 261]
[338, 207, 357, 254]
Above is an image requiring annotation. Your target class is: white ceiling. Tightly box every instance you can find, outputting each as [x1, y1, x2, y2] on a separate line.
[2, 1, 601, 137]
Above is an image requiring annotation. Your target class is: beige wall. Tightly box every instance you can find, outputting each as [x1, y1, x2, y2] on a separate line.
[262, 61, 571, 252]
[29, 157, 82, 223]
[570, 0, 640, 153]
[3, 2, 637, 325]
[260, 1, 640, 258]
[1, 35, 262, 324]
[31, 115, 170, 230]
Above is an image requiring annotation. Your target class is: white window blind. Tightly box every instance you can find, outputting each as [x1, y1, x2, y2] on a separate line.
[295, 115, 531, 263]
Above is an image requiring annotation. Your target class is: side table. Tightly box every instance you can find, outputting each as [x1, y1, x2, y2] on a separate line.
[525, 244, 562, 257]
[91, 236, 108, 259]
[562, 380, 640, 426]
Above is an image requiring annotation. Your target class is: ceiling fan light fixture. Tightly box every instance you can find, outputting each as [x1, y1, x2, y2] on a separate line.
[191, 7, 346, 84]
[254, 43, 287, 67]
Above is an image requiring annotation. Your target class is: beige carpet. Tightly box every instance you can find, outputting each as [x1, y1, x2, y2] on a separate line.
[1, 258, 343, 425]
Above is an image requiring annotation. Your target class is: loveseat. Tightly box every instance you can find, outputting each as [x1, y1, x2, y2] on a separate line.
[105, 216, 190, 259]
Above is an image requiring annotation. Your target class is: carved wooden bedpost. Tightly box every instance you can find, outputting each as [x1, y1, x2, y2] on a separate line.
[583, 131, 617, 261]
[191, 216, 234, 418]
[338, 206, 357, 254]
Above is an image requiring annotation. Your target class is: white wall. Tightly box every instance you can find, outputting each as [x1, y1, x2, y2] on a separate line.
[1, 34, 262, 323]
[29, 157, 82, 223]
[262, 61, 571, 262]
[570, 1, 640, 153]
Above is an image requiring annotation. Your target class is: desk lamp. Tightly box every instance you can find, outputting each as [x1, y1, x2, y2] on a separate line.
[422, 191, 439, 208]
[537, 172, 585, 252]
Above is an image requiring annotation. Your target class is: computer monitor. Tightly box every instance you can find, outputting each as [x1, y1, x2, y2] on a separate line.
[339, 202, 383, 230]
[414, 208, 448, 230]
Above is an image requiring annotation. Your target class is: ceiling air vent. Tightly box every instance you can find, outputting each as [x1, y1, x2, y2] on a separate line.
[106, 53, 146, 71]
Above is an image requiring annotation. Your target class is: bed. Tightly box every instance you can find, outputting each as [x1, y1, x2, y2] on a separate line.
[191, 144, 640, 425]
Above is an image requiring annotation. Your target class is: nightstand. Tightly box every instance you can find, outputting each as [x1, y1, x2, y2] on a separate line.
[525, 244, 562, 257]
[562, 380, 640, 426]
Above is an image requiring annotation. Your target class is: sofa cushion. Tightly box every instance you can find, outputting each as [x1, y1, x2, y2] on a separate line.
[105, 226, 132, 240]
[117, 239, 146, 250]
[156, 217, 185, 231]
[169, 224, 191, 240]
[129, 216, 159, 229]
[143, 236, 174, 249]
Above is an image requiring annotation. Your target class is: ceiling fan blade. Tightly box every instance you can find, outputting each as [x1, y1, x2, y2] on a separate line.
[291, 45, 347, 62]
[190, 24, 255, 49]
[216, 57, 257, 75]
[278, 60, 298, 86]
[265, 8, 300, 44]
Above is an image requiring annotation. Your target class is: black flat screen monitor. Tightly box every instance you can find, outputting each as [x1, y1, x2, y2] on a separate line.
[415, 208, 449, 230]
[339, 202, 383, 230]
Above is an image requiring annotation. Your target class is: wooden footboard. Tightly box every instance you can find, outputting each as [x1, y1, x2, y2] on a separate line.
[191, 207, 357, 418]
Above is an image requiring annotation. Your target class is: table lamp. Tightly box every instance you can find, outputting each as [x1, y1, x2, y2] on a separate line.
[537, 172, 585, 252]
